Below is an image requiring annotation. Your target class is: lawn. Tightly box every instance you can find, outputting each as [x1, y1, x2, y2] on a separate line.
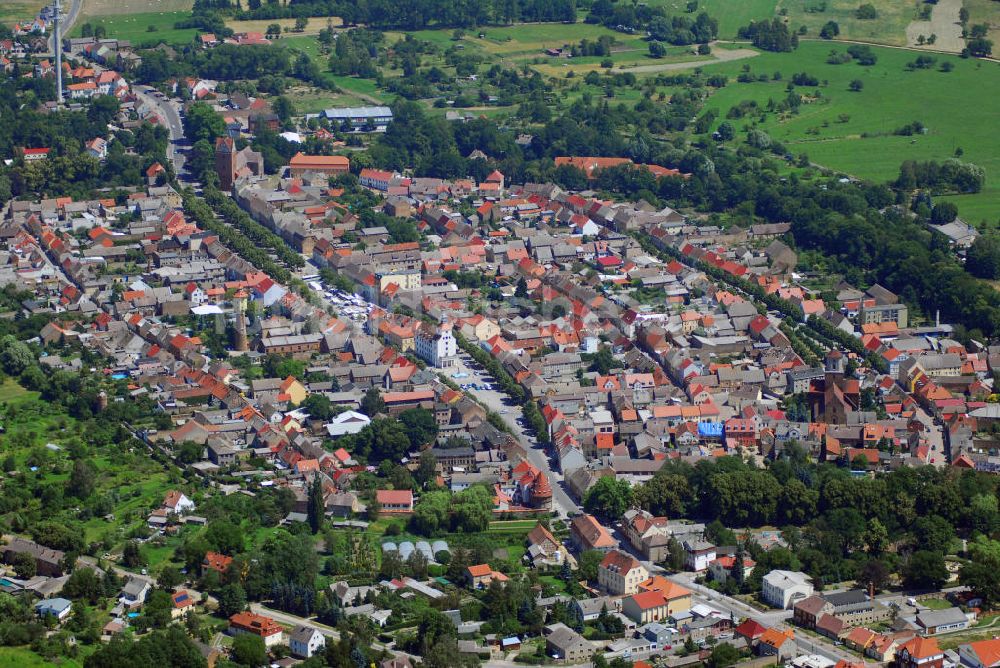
[329, 76, 384, 98]
[699, 41, 1000, 225]
[0, 378, 38, 404]
[73, 11, 199, 47]
[920, 597, 954, 610]
[286, 85, 384, 115]
[0, 646, 83, 668]
[488, 519, 543, 532]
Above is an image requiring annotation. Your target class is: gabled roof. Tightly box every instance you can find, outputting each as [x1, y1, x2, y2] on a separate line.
[735, 619, 768, 639]
[965, 639, 1000, 668]
[900, 636, 942, 660]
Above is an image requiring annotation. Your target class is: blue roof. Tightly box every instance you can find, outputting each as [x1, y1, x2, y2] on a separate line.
[698, 422, 723, 437]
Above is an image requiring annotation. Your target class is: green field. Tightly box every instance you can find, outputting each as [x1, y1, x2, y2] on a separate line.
[0, 378, 37, 404]
[74, 11, 198, 47]
[287, 86, 384, 115]
[699, 41, 1000, 225]
[0, 646, 83, 668]
[281, 35, 323, 60]
[0, 0, 46, 22]
[965, 0, 1000, 44]
[650, 0, 780, 39]
[648, 0, 975, 47]
[778, 0, 918, 46]
[920, 597, 954, 610]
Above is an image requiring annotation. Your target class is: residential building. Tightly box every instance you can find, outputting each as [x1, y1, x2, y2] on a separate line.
[708, 554, 756, 584]
[466, 563, 508, 589]
[897, 637, 944, 668]
[758, 628, 797, 660]
[360, 168, 395, 190]
[375, 489, 414, 513]
[958, 639, 1000, 668]
[1, 538, 65, 577]
[622, 509, 672, 561]
[289, 624, 326, 658]
[35, 598, 72, 621]
[598, 550, 648, 596]
[162, 490, 196, 515]
[545, 623, 595, 663]
[229, 611, 285, 647]
[622, 581, 692, 624]
[120, 578, 151, 609]
[683, 540, 716, 572]
[570, 514, 617, 553]
[171, 590, 195, 618]
[762, 570, 813, 609]
[795, 590, 890, 629]
[203, 551, 233, 575]
[526, 523, 564, 567]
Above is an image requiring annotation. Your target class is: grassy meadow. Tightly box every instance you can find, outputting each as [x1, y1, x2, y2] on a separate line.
[699, 41, 1000, 225]
[653, 0, 780, 39]
[0, 0, 47, 23]
[964, 0, 1000, 43]
[73, 11, 199, 46]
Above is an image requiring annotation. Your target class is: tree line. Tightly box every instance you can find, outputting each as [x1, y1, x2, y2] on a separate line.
[196, 0, 578, 28]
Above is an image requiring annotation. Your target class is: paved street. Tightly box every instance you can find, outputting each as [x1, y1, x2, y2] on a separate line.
[133, 88, 189, 178]
[249, 602, 341, 640]
[439, 352, 581, 519]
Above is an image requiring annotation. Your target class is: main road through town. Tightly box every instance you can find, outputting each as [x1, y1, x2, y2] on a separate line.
[434, 352, 581, 519]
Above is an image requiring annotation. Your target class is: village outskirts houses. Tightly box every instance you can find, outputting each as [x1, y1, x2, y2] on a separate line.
[289, 624, 326, 658]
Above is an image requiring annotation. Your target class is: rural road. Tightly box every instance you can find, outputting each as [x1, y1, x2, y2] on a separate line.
[249, 602, 341, 639]
[47, 0, 84, 55]
[612, 43, 758, 74]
